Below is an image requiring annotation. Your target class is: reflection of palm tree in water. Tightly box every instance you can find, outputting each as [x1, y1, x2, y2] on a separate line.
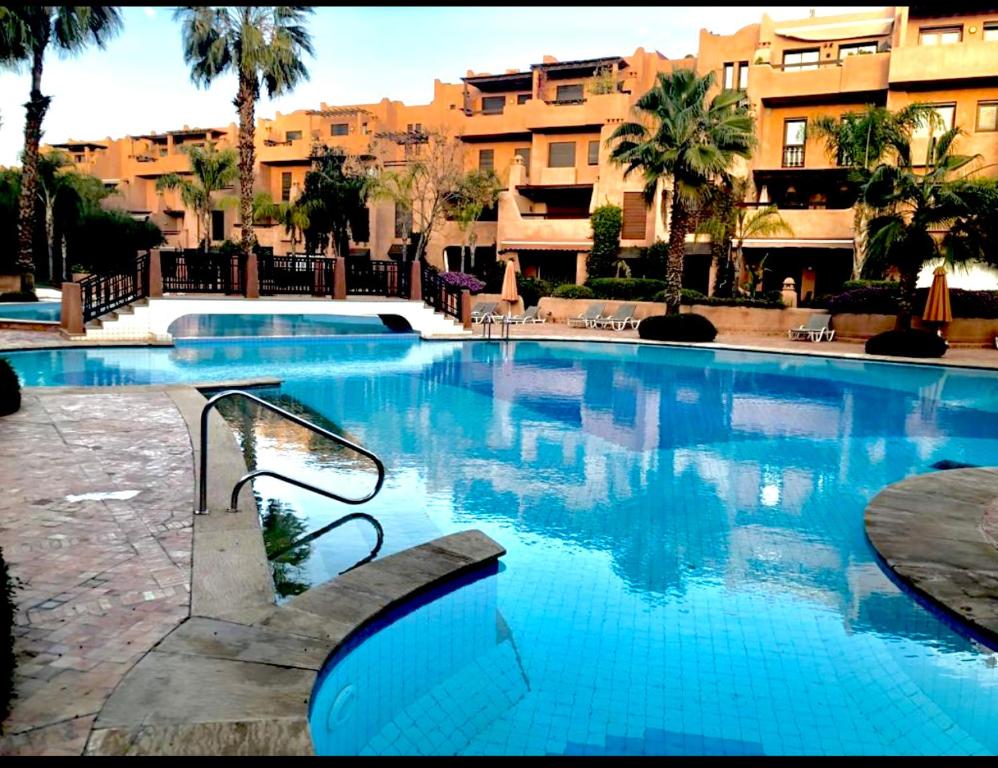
[261, 497, 312, 598]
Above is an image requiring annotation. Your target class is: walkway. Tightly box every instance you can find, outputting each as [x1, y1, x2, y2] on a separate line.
[0, 390, 194, 755]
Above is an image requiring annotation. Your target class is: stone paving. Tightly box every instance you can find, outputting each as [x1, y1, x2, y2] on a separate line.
[0, 390, 194, 755]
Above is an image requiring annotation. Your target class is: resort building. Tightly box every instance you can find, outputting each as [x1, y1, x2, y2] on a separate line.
[43, 5, 998, 300]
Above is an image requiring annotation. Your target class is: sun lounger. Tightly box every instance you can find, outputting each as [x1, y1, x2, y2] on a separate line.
[470, 301, 498, 325]
[788, 314, 834, 342]
[594, 303, 640, 331]
[509, 305, 545, 324]
[567, 303, 606, 328]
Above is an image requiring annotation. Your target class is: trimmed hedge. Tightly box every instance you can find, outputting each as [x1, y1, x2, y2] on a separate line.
[827, 286, 900, 315]
[0, 358, 20, 416]
[659, 288, 785, 309]
[829, 286, 998, 319]
[552, 284, 595, 299]
[842, 279, 900, 291]
[587, 277, 667, 301]
[865, 329, 948, 358]
[1, 546, 13, 728]
[517, 276, 552, 309]
[0, 291, 37, 303]
[638, 313, 718, 342]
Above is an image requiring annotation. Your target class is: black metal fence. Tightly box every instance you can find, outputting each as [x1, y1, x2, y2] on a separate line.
[421, 262, 462, 321]
[161, 249, 246, 294]
[259, 253, 335, 296]
[80, 252, 149, 324]
[346, 258, 410, 299]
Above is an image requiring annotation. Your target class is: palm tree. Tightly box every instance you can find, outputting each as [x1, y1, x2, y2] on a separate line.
[173, 6, 314, 260]
[253, 191, 312, 255]
[36, 150, 94, 283]
[862, 125, 990, 330]
[0, 6, 122, 290]
[811, 104, 935, 280]
[156, 142, 238, 252]
[608, 69, 755, 313]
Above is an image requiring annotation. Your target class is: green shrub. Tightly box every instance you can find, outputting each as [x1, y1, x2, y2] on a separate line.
[0, 359, 20, 416]
[842, 279, 900, 291]
[865, 329, 948, 358]
[635, 240, 668, 278]
[830, 287, 998, 318]
[0, 546, 14, 728]
[588, 204, 623, 278]
[0, 291, 38, 303]
[517, 276, 552, 309]
[828, 287, 900, 315]
[552, 284, 595, 299]
[664, 289, 785, 308]
[67, 209, 164, 275]
[587, 277, 667, 301]
[638, 313, 718, 342]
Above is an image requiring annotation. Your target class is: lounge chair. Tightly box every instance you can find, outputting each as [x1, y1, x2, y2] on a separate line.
[788, 314, 834, 342]
[509, 305, 545, 324]
[470, 301, 498, 325]
[567, 303, 606, 328]
[594, 303, 640, 331]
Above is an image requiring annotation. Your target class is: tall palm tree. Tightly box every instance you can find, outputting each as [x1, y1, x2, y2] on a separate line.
[156, 142, 238, 252]
[608, 69, 755, 313]
[173, 6, 314, 260]
[0, 6, 122, 290]
[811, 104, 935, 280]
[253, 191, 312, 255]
[862, 125, 989, 330]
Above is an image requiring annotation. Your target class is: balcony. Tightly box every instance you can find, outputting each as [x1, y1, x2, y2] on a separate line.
[889, 41, 998, 87]
[782, 146, 805, 168]
[132, 151, 194, 178]
[749, 52, 889, 105]
[257, 138, 313, 165]
[460, 91, 630, 139]
[496, 191, 593, 252]
[742, 205, 854, 244]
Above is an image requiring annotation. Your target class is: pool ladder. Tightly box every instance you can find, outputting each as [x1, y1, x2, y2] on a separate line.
[196, 389, 387, 572]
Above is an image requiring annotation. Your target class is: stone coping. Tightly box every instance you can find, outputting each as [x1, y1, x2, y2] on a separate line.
[865, 467, 998, 644]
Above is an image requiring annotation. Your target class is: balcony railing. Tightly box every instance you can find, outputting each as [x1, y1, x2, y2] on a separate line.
[258, 253, 335, 296]
[161, 249, 246, 295]
[782, 146, 805, 168]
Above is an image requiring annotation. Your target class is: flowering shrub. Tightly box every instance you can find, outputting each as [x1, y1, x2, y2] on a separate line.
[440, 271, 485, 294]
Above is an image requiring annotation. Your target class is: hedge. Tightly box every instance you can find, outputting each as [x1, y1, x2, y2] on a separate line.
[842, 279, 901, 291]
[638, 313, 718, 342]
[657, 288, 785, 308]
[0, 359, 19, 417]
[552, 284, 595, 299]
[586, 277, 667, 301]
[517, 276, 552, 309]
[1, 545, 14, 728]
[439, 271, 485, 294]
[829, 287, 998, 318]
[865, 329, 948, 358]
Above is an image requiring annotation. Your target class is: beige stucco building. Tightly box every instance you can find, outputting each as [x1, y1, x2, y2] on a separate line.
[44, 5, 998, 298]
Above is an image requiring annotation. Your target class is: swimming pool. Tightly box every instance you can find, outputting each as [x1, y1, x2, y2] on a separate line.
[6, 338, 998, 755]
[0, 301, 61, 321]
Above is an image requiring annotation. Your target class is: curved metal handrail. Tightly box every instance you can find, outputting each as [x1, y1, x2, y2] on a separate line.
[197, 389, 386, 515]
[267, 508, 384, 574]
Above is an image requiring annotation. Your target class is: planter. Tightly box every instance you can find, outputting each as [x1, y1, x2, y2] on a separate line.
[72, 272, 90, 282]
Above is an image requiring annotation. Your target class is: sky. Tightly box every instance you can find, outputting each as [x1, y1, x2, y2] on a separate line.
[0, 5, 882, 167]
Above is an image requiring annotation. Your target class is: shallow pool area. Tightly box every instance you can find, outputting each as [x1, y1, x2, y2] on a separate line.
[0, 301, 61, 322]
[167, 312, 404, 338]
[6, 337, 998, 755]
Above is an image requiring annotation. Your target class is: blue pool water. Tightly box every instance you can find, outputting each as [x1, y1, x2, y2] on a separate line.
[0, 301, 61, 321]
[166, 313, 402, 338]
[6, 338, 998, 755]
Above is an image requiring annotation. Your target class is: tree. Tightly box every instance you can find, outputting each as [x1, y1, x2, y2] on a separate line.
[173, 6, 314, 259]
[447, 168, 502, 272]
[368, 129, 465, 263]
[297, 145, 370, 258]
[0, 6, 123, 290]
[609, 69, 755, 313]
[862, 123, 993, 329]
[156, 141, 238, 253]
[253, 191, 312, 255]
[811, 104, 935, 279]
[696, 177, 792, 297]
[588, 204, 623, 279]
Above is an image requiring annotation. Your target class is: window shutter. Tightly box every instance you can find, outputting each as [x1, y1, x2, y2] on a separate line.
[622, 192, 647, 239]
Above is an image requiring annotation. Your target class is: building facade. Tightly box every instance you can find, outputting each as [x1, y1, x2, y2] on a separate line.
[44, 6, 998, 299]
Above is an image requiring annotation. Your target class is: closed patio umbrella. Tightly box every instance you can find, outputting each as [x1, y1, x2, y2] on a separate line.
[922, 266, 952, 326]
[500, 260, 519, 318]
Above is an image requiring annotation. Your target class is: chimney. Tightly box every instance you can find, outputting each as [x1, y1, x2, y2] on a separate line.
[542, 55, 557, 64]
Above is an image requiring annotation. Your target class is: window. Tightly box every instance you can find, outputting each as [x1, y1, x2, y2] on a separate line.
[839, 42, 878, 59]
[621, 192, 647, 239]
[361, 122, 369, 135]
[723, 62, 735, 89]
[977, 101, 998, 132]
[783, 118, 806, 167]
[587, 140, 600, 165]
[517, 93, 531, 104]
[738, 61, 749, 90]
[548, 141, 575, 167]
[331, 123, 348, 136]
[482, 96, 505, 115]
[984, 22, 998, 41]
[783, 48, 820, 71]
[555, 84, 584, 103]
[211, 210, 225, 242]
[414, 123, 423, 133]
[73, 153, 84, 163]
[285, 130, 303, 141]
[515, 147, 530, 174]
[913, 104, 956, 138]
[406, 123, 413, 132]
[478, 149, 494, 172]
[919, 26, 962, 45]
[281, 172, 292, 202]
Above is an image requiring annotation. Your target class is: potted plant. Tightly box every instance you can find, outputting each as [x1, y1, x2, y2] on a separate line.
[70, 264, 90, 282]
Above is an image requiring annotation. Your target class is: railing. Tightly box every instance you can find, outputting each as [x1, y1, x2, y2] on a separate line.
[267, 511, 384, 575]
[197, 389, 386, 515]
[346, 258, 410, 299]
[80, 252, 149, 324]
[258, 253, 335, 296]
[782, 145, 805, 168]
[421, 262, 462, 321]
[161, 249, 246, 294]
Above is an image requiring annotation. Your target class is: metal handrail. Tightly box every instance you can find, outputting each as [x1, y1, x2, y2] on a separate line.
[267, 510, 384, 574]
[197, 389, 386, 515]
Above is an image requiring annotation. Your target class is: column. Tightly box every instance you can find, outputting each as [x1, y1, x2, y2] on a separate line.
[60, 282, 84, 335]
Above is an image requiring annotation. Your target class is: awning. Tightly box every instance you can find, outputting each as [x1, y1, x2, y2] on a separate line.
[500, 240, 592, 252]
[773, 17, 893, 42]
[742, 238, 854, 249]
